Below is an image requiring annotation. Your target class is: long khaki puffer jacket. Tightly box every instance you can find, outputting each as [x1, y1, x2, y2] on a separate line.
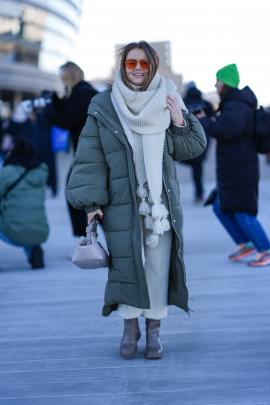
[67, 91, 206, 316]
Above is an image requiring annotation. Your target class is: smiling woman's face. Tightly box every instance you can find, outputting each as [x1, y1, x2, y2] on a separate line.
[125, 48, 150, 87]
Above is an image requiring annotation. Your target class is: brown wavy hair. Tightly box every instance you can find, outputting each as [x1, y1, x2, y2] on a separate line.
[119, 41, 159, 91]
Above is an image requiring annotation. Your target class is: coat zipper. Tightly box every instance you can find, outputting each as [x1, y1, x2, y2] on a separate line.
[89, 106, 123, 132]
[162, 173, 186, 283]
[162, 174, 180, 240]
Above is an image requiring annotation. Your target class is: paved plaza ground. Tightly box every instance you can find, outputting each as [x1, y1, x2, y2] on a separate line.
[1, 156, 270, 405]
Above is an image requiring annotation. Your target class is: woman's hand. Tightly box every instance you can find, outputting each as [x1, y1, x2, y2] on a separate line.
[87, 209, 103, 224]
[166, 95, 184, 126]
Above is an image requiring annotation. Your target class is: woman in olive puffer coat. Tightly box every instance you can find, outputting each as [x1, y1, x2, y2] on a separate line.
[67, 41, 206, 359]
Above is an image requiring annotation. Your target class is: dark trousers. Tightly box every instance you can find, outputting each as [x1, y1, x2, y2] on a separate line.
[47, 155, 58, 196]
[191, 160, 204, 199]
[67, 200, 87, 237]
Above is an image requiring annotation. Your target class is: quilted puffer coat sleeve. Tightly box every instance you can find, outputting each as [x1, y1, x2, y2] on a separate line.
[66, 115, 109, 214]
[169, 111, 207, 161]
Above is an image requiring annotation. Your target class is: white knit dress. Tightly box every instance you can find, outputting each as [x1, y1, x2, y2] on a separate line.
[117, 186, 173, 320]
[116, 127, 173, 320]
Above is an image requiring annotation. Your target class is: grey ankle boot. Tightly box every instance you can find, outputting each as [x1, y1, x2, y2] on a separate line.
[120, 318, 141, 358]
[144, 319, 163, 359]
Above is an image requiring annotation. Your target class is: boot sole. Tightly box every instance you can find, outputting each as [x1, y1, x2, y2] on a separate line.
[120, 347, 139, 359]
[144, 350, 163, 360]
[120, 333, 141, 359]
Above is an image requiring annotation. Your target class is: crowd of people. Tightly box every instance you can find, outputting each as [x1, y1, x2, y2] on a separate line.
[1, 41, 270, 358]
[0, 62, 98, 268]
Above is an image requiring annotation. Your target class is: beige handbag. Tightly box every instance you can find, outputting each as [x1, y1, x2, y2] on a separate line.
[72, 218, 109, 269]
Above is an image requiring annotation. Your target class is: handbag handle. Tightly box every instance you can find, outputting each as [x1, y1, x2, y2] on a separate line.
[85, 216, 99, 244]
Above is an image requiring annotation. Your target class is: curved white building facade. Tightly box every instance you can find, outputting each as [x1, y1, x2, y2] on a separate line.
[0, 0, 83, 96]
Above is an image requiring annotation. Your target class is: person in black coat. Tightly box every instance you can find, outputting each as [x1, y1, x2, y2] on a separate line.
[201, 64, 270, 267]
[4, 106, 58, 196]
[30, 112, 58, 196]
[44, 62, 98, 236]
[183, 82, 214, 202]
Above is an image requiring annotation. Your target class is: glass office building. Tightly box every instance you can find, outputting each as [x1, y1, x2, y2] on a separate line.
[0, 0, 83, 99]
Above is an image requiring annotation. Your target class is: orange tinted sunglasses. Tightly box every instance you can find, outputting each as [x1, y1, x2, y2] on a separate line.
[124, 59, 150, 71]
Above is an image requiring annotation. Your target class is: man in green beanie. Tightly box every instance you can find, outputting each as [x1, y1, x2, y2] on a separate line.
[200, 64, 270, 268]
[216, 63, 240, 88]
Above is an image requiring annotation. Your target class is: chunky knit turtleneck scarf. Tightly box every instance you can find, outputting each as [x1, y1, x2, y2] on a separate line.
[111, 71, 187, 248]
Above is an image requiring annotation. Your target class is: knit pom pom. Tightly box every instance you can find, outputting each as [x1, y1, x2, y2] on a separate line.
[152, 219, 164, 235]
[144, 215, 154, 230]
[146, 234, 159, 248]
[137, 185, 148, 199]
[162, 205, 169, 217]
[161, 218, 171, 232]
[152, 202, 164, 219]
[139, 200, 151, 216]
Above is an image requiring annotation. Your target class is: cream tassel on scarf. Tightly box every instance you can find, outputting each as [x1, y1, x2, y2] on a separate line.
[161, 218, 171, 232]
[137, 190, 171, 248]
[137, 185, 151, 216]
[144, 215, 154, 230]
[137, 186, 171, 246]
[146, 234, 159, 248]
[152, 201, 164, 219]
[152, 219, 164, 235]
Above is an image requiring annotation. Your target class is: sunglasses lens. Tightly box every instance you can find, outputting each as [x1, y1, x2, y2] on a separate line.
[125, 60, 137, 70]
[125, 59, 150, 71]
[140, 60, 150, 70]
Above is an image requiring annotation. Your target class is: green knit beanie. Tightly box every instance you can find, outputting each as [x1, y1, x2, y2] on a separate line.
[216, 64, 240, 88]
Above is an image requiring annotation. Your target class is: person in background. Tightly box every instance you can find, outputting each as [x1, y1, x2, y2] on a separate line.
[184, 81, 214, 118]
[0, 138, 49, 269]
[200, 64, 270, 267]
[29, 110, 58, 197]
[4, 101, 58, 196]
[0, 103, 14, 162]
[44, 62, 98, 236]
[67, 41, 206, 359]
[183, 82, 214, 203]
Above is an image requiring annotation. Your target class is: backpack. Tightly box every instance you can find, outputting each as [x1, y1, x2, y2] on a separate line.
[254, 106, 270, 154]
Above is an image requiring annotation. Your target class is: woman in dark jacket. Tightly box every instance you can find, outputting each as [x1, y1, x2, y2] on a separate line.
[67, 41, 206, 359]
[201, 64, 270, 267]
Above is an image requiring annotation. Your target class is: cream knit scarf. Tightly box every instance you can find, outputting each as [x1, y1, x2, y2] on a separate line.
[111, 71, 186, 248]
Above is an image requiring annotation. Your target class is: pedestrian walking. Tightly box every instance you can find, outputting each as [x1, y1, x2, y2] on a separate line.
[67, 41, 206, 359]
[201, 64, 270, 267]
[183, 82, 214, 203]
[44, 62, 97, 236]
[0, 138, 49, 269]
